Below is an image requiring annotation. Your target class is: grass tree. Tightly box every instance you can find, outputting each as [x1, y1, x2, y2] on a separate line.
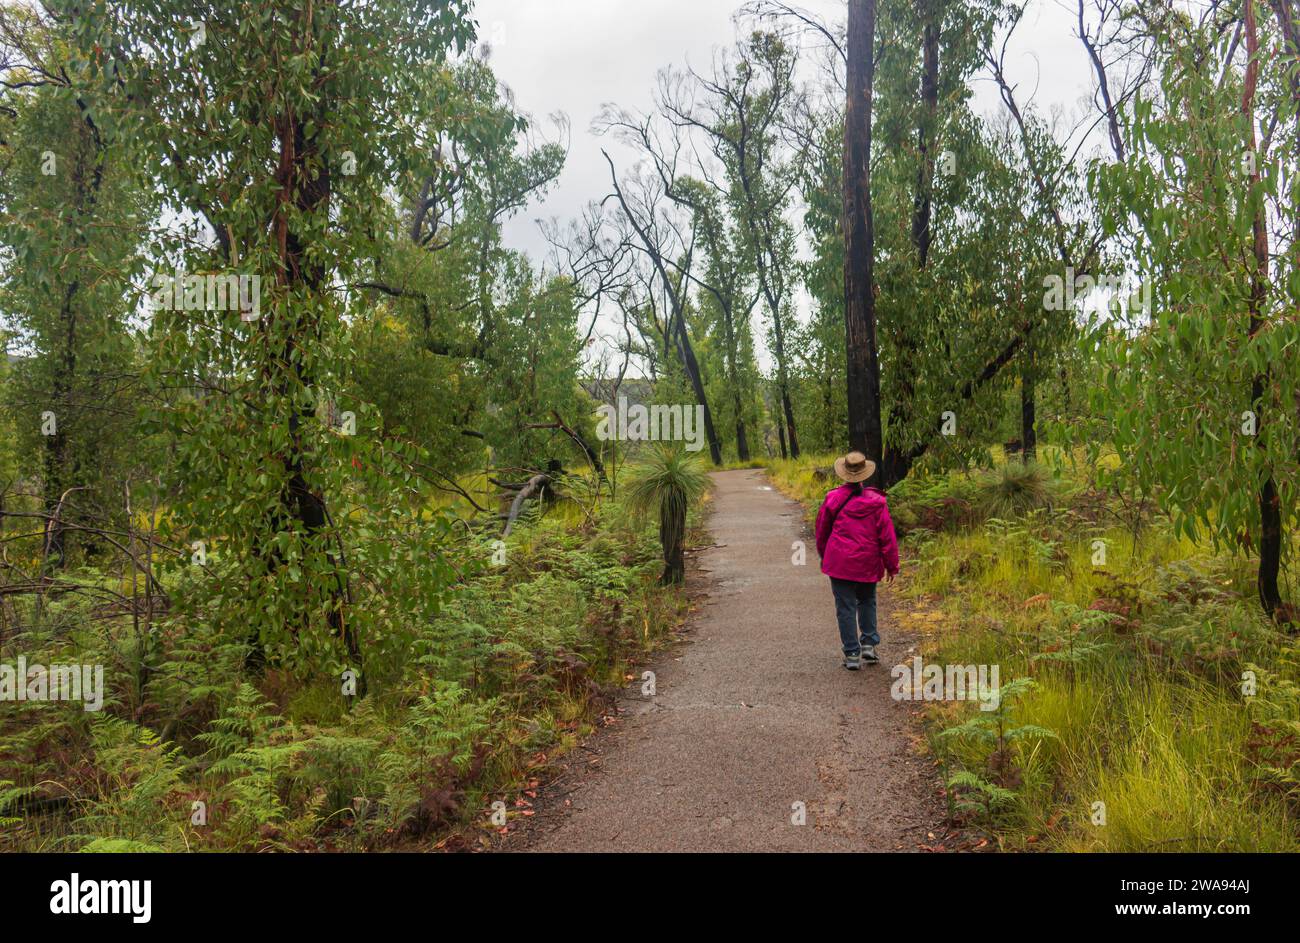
[624, 445, 710, 585]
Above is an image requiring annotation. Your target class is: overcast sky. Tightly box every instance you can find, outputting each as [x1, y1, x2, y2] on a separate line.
[470, 0, 1103, 262]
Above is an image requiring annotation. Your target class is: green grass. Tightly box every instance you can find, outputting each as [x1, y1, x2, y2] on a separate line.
[768, 452, 1300, 852]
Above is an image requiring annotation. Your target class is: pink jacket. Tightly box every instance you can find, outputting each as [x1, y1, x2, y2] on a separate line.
[814, 485, 899, 583]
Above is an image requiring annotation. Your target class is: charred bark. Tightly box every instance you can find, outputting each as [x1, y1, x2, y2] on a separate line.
[843, 0, 883, 484]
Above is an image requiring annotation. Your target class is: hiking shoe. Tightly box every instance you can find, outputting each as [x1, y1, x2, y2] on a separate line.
[861, 645, 879, 664]
[842, 652, 862, 671]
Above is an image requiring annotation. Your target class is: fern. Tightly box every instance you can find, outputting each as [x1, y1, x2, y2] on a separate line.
[66, 717, 187, 852]
[1244, 656, 1300, 805]
[78, 837, 166, 853]
[947, 770, 1017, 814]
[937, 676, 1056, 825]
[373, 682, 497, 837]
[0, 779, 36, 831]
[195, 684, 314, 849]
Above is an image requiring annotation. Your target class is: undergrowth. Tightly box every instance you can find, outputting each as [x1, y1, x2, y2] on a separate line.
[770, 451, 1300, 852]
[0, 488, 703, 852]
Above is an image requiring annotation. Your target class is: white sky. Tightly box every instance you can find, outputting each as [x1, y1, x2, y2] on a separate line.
[471, 0, 1103, 261]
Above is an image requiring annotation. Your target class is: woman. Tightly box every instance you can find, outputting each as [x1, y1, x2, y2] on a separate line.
[814, 451, 900, 670]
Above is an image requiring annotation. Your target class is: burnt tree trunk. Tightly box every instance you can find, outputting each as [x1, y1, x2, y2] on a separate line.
[660, 502, 687, 586]
[1243, 2, 1286, 620]
[1020, 376, 1037, 463]
[772, 322, 800, 459]
[844, 0, 883, 484]
[1020, 337, 1037, 463]
[42, 105, 105, 567]
[734, 394, 751, 463]
[42, 282, 78, 568]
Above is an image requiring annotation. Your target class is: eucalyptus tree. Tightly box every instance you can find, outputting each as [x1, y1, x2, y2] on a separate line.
[356, 55, 565, 369]
[337, 53, 579, 481]
[842, 0, 879, 467]
[984, 1, 1142, 463]
[1089, 1, 1298, 621]
[840, 0, 1045, 487]
[593, 108, 724, 465]
[664, 177, 760, 462]
[0, 5, 147, 565]
[658, 32, 805, 457]
[775, 10, 849, 452]
[57, 0, 480, 681]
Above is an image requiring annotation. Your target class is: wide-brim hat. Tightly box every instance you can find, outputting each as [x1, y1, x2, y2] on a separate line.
[834, 450, 876, 484]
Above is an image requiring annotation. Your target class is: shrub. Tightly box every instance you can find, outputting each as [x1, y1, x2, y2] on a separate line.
[974, 462, 1052, 520]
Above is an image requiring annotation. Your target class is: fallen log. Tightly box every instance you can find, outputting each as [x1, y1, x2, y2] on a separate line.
[502, 474, 551, 537]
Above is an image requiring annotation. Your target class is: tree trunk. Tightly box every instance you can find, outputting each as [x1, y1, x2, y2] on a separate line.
[44, 281, 79, 564]
[42, 109, 105, 568]
[843, 0, 883, 484]
[720, 300, 751, 462]
[503, 473, 551, 536]
[1243, 1, 1287, 620]
[1020, 339, 1037, 463]
[1258, 474, 1284, 616]
[272, 106, 362, 680]
[743, 189, 800, 459]
[780, 382, 800, 458]
[660, 503, 686, 585]
[734, 397, 751, 462]
[768, 304, 800, 458]
[823, 359, 837, 452]
[1020, 375, 1037, 464]
[881, 3, 939, 489]
[910, 5, 939, 269]
[673, 313, 724, 465]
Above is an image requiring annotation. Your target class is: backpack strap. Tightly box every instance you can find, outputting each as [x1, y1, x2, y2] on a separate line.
[825, 488, 855, 534]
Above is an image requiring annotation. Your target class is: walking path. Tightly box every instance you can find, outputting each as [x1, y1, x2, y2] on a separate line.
[512, 468, 946, 851]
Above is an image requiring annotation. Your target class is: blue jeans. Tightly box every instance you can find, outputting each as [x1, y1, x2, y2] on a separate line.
[830, 577, 879, 655]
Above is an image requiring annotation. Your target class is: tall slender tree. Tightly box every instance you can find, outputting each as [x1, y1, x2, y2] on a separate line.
[843, 0, 882, 472]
